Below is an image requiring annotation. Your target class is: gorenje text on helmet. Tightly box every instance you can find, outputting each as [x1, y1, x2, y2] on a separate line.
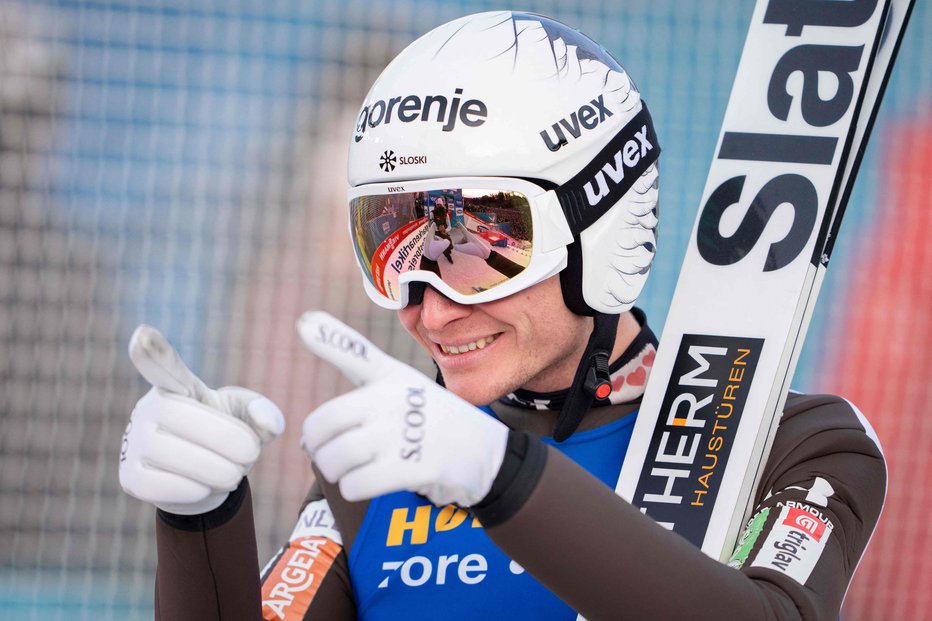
[354, 88, 488, 143]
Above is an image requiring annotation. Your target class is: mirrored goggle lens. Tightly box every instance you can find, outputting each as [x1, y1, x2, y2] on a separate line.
[350, 188, 534, 302]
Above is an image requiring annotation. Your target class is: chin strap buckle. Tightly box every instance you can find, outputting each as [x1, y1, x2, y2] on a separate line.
[553, 313, 619, 442]
[584, 352, 612, 401]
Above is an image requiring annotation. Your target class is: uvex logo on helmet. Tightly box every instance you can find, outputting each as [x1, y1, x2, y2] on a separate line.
[539, 95, 614, 152]
[354, 88, 488, 142]
[584, 123, 654, 206]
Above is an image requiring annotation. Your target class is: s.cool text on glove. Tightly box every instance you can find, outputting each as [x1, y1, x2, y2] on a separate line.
[402, 387, 426, 462]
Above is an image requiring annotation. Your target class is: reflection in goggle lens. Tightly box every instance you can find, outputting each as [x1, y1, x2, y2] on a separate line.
[350, 188, 534, 301]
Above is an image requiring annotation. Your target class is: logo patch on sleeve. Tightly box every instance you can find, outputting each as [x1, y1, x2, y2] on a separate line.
[783, 506, 828, 541]
[727, 507, 770, 569]
[750, 503, 833, 584]
[289, 498, 343, 545]
[262, 536, 342, 620]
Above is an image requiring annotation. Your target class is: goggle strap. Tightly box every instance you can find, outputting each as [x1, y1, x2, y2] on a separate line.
[407, 282, 428, 306]
[555, 103, 660, 234]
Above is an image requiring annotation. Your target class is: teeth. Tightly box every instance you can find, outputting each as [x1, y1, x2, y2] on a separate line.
[441, 335, 496, 355]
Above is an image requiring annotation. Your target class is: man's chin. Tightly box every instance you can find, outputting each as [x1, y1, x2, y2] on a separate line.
[441, 373, 515, 407]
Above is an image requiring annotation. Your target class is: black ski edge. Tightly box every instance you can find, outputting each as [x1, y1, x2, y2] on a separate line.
[807, 0, 894, 268]
[822, 0, 917, 262]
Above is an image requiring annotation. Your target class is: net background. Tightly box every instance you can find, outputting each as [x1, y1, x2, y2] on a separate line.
[0, 0, 927, 618]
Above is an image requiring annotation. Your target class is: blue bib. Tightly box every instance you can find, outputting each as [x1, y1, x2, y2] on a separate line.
[347, 410, 637, 620]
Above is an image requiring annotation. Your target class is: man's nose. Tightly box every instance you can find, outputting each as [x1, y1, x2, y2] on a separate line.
[419, 285, 471, 331]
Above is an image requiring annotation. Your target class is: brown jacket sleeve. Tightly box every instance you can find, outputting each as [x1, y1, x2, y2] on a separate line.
[476, 393, 886, 621]
[154, 477, 359, 620]
[155, 479, 262, 620]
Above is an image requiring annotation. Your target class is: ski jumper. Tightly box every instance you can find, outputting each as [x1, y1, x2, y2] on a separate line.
[152, 311, 886, 620]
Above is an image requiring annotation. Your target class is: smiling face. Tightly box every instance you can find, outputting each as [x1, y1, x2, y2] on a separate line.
[397, 275, 594, 405]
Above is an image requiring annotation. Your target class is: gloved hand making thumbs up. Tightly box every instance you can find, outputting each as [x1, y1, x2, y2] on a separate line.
[119, 325, 284, 515]
[297, 311, 510, 507]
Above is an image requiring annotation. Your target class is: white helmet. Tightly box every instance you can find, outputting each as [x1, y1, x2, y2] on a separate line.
[348, 11, 660, 316]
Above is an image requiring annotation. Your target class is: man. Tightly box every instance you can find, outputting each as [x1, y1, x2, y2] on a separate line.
[430, 196, 448, 229]
[118, 11, 885, 620]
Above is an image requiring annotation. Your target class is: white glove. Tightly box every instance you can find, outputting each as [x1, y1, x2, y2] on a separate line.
[298, 311, 509, 507]
[119, 325, 284, 515]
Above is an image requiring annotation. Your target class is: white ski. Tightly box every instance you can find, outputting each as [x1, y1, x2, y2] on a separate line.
[611, 0, 914, 571]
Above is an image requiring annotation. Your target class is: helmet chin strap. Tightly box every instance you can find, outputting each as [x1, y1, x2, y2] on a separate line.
[552, 312, 618, 441]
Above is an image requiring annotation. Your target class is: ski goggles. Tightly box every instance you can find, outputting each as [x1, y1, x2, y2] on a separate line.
[347, 105, 659, 309]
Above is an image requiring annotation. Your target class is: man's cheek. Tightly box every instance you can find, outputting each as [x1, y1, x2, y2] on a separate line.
[395, 307, 418, 335]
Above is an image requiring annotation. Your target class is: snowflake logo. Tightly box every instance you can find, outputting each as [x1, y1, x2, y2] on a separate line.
[379, 150, 397, 172]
